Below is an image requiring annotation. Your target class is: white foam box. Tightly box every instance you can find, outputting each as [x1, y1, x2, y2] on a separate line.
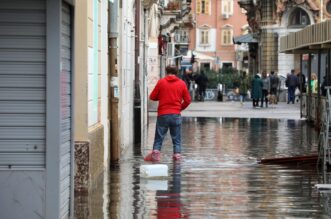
[140, 164, 168, 178]
[142, 180, 168, 191]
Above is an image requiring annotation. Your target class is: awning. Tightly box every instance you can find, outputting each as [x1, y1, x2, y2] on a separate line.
[280, 20, 331, 53]
[233, 33, 258, 44]
[183, 50, 215, 61]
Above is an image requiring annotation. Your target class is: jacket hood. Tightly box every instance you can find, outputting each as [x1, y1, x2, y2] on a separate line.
[165, 75, 180, 82]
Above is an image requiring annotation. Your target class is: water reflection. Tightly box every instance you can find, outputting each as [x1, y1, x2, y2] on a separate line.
[154, 163, 189, 218]
[75, 117, 331, 218]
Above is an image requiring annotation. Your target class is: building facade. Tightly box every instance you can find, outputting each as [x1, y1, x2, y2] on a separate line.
[280, 19, 331, 123]
[0, 0, 87, 218]
[238, 0, 330, 76]
[146, 0, 193, 104]
[0, 0, 137, 217]
[189, 0, 248, 71]
[0, 0, 191, 218]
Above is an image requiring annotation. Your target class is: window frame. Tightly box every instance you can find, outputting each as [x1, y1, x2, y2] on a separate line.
[197, 0, 210, 15]
[327, 1, 331, 15]
[221, 0, 233, 16]
[288, 8, 310, 28]
[222, 62, 234, 69]
[221, 27, 233, 46]
[199, 29, 210, 45]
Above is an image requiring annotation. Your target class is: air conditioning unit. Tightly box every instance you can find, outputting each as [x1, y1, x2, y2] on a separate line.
[167, 43, 174, 57]
[223, 13, 229, 19]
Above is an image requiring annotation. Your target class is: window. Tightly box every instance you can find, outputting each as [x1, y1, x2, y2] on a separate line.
[222, 62, 233, 69]
[200, 29, 209, 45]
[288, 8, 310, 27]
[221, 28, 233, 45]
[222, 0, 233, 17]
[197, 0, 210, 15]
[201, 63, 211, 71]
[327, 1, 331, 15]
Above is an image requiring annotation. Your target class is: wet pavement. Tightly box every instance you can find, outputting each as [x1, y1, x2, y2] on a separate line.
[75, 117, 331, 218]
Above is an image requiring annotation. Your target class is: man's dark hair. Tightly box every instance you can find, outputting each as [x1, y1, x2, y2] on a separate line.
[166, 66, 178, 75]
[291, 69, 295, 74]
[270, 71, 274, 75]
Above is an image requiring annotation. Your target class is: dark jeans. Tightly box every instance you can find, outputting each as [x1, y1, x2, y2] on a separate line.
[253, 98, 259, 107]
[270, 87, 277, 95]
[288, 86, 295, 103]
[198, 85, 206, 101]
[261, 89, 268, 107]
[153, 114, 182, 154]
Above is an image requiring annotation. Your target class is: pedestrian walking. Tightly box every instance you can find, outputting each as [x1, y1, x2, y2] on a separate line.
[321, 75, 327, 96]
[147, 66, 191, 162]
[251, 74, 263, 108]
[181, 68, 194, 91]
[309, 73, 318, 94]
[297, 71, 306, 93]
[239, 71, 249, 105]
[195, 70, 209, 101]
[261, 71, 270, 108]
[286, 69, 298, 104]
[269, 71, 280, 104]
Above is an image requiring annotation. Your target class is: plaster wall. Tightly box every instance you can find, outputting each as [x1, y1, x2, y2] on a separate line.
[74, 0, 88, 141]
[119, 0, 135, 153]
[74, 0, 107, 192]
[189, 0, 247, 69]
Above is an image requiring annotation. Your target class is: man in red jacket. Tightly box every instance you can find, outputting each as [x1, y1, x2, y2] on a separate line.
[149, 66, 191, 161]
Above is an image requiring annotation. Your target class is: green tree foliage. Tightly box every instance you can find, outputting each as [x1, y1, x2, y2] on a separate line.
[219, 68, 240, 89]
[204, 70, 219, 88]
[198, 68, 252, 89]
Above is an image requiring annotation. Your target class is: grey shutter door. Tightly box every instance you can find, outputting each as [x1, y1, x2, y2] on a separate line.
[60, 2, 72, 218]
[0, 0, 46, 169]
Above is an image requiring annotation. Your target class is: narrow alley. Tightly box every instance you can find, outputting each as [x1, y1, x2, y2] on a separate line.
[3, 1, 331, 218]
[75, 102, 331, 218]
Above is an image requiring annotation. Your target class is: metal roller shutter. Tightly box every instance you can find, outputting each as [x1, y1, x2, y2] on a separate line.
[60, 2, 72, 218]
[0, 0, 46, 169]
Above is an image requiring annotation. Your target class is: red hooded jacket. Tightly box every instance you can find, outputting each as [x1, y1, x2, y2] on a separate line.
[150, 75, 191, 116]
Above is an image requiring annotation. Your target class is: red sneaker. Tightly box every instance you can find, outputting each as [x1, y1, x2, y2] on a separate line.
[144, 151, 153, 161]
[151, 150, 161, 162]
[173, 153, 181, 161]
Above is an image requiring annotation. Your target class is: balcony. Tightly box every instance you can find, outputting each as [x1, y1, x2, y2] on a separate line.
[142, 0, 158, 8]
[174, 35, 190, 44]
[160, 0, 193, 34]
[238, 0, 256, 12]
[238, 0, 261, 32]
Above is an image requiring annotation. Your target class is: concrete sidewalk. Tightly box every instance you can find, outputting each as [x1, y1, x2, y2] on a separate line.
[149, 101, 302, 120]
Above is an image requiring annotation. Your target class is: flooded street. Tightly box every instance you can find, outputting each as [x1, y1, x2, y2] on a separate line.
[76, 117, 331, 218]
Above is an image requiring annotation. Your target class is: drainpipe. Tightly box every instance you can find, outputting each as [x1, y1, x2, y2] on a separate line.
[134, 0, 141, 146]
[143, 7, 147, 126]
[160, 42, 163, 78]
[308, 53, 312, 122]
[109, 0, 120, 165]
[328, 49, 331, 86]
[317, 50, 321, 127]
[215, 0, 218, 71]
[300, 54, 303, 118]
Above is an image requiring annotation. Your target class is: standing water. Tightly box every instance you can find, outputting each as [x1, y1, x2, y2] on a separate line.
[76, 117, 331, 218]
